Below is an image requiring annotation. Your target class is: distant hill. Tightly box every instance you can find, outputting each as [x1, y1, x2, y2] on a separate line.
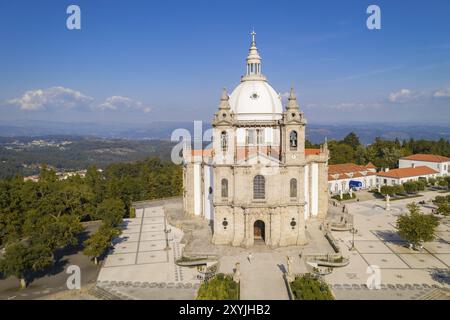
[1, 120, 449, 145]
[0, 136, 175, 179]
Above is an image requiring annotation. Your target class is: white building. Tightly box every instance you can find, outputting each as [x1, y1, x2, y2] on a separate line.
[399, 154, 450, 177]
[182, 32, 329, 247]
[376, 166, 439, 186]
[328, 163, 377, 194]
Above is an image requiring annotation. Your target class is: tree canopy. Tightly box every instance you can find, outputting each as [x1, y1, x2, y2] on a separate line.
[396, 203, 439, 247]
[0, 157, 182, 287]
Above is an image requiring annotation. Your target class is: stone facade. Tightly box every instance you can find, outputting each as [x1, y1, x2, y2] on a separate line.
[183, 33, 329, 248]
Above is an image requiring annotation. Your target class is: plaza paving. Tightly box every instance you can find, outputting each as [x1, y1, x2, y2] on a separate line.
[324, 191, 450, 299]
[95, 193, 450, 300]
[96, 205, 201, 299]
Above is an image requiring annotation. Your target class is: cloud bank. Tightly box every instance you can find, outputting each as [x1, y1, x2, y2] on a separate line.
[7, 87, 94, 111]
[5, 87, 151, 114]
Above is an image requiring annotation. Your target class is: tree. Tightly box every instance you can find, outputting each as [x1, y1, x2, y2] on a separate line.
[438, 178, 449, 189]
[83, 224, 120, 264]
[0, 242, 52, 288]
[396, 203, 439, 250]
[328, 142, 355, 164]
[380, 185, 400, 196]
[437, 203, 450, 216]
[342, 132, 361, 150]
[95, 198, 125, 227]
[403, 181, 419, 194]
[428, 177, 437, 186]
[23, 213, 84, 252]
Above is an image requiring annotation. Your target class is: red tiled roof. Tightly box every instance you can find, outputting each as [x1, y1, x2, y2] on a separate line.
[328, 163, 372, 175]
[366, 162, 376, 169]
[305, 148, 320, 155]
[327, 163, 377, 181]
[377, 166, 438, 179]
[401, 154, 450, 163]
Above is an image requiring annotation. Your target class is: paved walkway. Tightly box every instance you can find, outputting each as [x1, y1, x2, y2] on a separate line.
[97, 205, 200, 299]
[240, 253, 289, 300]
[325, 190, 450, 299]
[220, 251, 297, 300]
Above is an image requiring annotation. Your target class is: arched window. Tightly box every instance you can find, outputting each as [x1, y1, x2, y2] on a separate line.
[221, 131, 228, 152]
[290, 131, 298, 150]
[221, 179, 228, 198]
[253, 175, 265, 200]
[290, 178, 297, 198]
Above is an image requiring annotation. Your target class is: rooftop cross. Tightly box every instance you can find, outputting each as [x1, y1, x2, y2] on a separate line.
[251, 30, 256, 44]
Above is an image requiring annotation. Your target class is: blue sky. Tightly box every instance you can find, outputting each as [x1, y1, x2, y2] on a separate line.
[0, 0, 449, 124]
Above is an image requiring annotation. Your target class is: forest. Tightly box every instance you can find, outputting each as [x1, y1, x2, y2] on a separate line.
[0, 157, 182, 287]
[307, 133, 450, 169]
[0, 137, 175, 179]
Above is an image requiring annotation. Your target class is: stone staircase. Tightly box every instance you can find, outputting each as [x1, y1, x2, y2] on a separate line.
[88, 286, 123, 300]
[416, 288, 450, 300]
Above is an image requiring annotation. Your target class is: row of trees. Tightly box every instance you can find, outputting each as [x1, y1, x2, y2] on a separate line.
[307, 132, 450, 169]
[379, 180, 427, 196]
[379, 177, 450, 197]
[0, 157, 182, 287]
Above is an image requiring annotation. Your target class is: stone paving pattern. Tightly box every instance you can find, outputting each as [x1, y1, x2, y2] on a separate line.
[325, 191, 450, 299]
[97, 206, 200, 299]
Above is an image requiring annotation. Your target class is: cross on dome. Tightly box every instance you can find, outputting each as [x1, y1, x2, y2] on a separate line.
[245, 29, 262, 79]
[251, 30, 256, 44]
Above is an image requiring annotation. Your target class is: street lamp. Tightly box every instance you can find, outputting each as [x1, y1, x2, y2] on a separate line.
[349, 226, 358, 251]
[164, 228, 172, 251]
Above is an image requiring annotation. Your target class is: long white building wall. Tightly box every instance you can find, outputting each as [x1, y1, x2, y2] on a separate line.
[311, 163, 318, 217]
[377, 173, 438, 186]
[193, 164, 202, 216]
[399, 159, 450, 176]
[328, 176, 376, 194]
[304, 165, 309, 220]
[203, 165, 214, 221]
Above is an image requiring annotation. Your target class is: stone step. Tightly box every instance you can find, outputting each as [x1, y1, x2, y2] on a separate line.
[416, 288, 450, 300]
[88, 286, 122, 300]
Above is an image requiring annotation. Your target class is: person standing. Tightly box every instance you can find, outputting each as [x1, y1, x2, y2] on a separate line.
[248, 252, 252, 264]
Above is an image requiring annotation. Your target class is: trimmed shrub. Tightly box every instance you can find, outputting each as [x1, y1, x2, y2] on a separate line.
[290, 274, 334, 300]
[331, 193, 356, 201]
[196, 273, 238, 300]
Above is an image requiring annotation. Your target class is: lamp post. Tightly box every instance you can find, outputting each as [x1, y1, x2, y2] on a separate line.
[164, 228, 172, 251]
[350, 226, 358, 251]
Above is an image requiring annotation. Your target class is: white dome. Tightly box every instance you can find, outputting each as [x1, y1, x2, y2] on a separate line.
[229, 80, 283, 121]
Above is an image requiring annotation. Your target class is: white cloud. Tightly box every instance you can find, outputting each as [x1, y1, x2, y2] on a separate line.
[433, 87, 450, 98]
[7, 86, 93, 111]
[98, 96, 151, 113]
[388, 89, 415, 103]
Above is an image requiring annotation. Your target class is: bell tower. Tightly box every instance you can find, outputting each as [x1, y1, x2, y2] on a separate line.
[212, 88, 235, 165]
[282, 88, 306, 164]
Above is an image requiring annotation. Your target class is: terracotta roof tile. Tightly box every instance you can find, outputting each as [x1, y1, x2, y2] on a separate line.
[377, 166, 438, 179]
[327, 163, 377, 181]
[305, 148, 320, 155]
[401, 154, 450, 163]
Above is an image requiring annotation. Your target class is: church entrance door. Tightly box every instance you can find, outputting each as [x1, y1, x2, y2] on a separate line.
[253, 220, 265, 242]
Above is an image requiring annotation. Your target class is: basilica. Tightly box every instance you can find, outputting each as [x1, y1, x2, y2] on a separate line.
[183, 33, 329, 247]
